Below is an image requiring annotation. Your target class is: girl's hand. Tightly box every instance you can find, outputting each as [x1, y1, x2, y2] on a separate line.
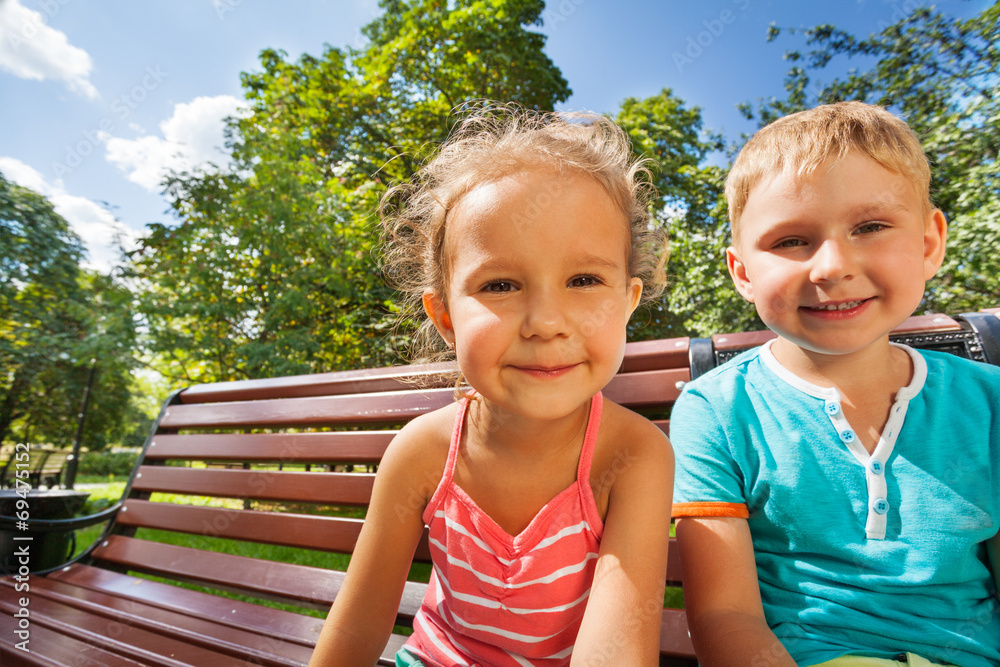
[572, 410, 674, 666]
[308, 408, 452, 667]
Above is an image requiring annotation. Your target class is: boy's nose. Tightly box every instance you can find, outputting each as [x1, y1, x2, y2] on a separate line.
[809, 239, 857, 284]
[521, 290, 569, 340]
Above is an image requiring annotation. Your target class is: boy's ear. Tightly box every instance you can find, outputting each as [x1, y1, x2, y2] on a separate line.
[923, 209, 948, 280]
[726, 246, 755, 303]
[422, 292, 455, 345]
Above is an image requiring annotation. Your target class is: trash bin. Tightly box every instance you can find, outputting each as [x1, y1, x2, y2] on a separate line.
[0, 489, 90, 574]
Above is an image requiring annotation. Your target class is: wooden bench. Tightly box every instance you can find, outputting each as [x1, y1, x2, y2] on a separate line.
[1, 309, 997, 666]
[0, 447, 73, 491]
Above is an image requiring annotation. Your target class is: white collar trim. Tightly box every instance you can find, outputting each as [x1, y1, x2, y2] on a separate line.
[758, 339, 927, 402]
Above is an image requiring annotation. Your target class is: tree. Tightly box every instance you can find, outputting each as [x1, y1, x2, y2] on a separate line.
[616, 89, 760, 339]
[0, 173, 138, 450]
[132, 0, 572, 384]
[741, 2, 1000, 314]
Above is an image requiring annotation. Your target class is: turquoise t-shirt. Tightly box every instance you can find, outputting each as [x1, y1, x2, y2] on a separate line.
[670, 342, 1000, 667]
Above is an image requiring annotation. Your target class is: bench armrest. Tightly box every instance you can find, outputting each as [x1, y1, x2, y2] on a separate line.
[0, 502, 122, 533]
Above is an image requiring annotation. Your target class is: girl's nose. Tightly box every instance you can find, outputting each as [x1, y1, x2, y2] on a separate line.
[809, 239, 857, 284]
[521, 290, 569, 340]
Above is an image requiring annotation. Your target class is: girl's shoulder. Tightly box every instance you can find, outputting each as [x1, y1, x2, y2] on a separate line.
[590, 398, 673, 505]
[598, 398, 671, 455]
[378, 400, 459, 501]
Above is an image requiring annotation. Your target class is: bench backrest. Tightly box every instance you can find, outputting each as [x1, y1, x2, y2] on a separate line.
[79, 309, 999, 663]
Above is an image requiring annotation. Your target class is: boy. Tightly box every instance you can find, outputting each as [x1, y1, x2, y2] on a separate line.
[670, 102, 1000, 666]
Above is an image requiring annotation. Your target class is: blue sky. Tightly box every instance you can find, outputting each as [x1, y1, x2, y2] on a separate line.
[0, 0, 988, 271]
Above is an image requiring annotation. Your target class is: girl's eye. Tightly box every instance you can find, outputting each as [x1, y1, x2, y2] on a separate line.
[484, 281, 515, 293]
[570, 275, 601, 288]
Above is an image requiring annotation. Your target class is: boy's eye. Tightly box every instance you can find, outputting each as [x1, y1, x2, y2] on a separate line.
[855, 221, 888, 235]
[773, 238, 806, 249]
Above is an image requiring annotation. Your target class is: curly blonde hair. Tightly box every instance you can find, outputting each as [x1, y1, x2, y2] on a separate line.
[380, 102, 667, 364]
[726, 101, 933, 244]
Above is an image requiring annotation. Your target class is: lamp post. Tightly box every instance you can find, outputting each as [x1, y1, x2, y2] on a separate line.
[63, 358, 96, 490]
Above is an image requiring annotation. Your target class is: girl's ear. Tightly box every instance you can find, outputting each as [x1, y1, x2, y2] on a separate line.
[626, 277, 643, 317]
[727, 246, 755, 303]
[422, 292, 455, 346]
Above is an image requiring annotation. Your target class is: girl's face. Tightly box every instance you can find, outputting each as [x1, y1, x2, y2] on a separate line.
[424, 167, 642, 422]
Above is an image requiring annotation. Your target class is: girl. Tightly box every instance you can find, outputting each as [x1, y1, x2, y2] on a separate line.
[309, 105, 674, 667]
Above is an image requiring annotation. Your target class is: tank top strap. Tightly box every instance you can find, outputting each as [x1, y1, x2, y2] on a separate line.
[442, 394, 470, 482]
[576, 392, 603, 482]
[422, 395, 471, 523]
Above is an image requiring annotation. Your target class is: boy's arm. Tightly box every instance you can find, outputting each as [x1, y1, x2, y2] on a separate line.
[989, 529, 1000, 599]
[675, 517, 796, 667]
[572, 418, 673, 666]
[308, 416, 444, 667]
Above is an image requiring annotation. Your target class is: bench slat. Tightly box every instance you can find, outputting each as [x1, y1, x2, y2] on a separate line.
[0, 584, 252, 666]
[115, 500, 377, 556]
[179, 362, 457, 404]
[660, 607, 695, 657]
[0, 576, 312, 666]
[176, 338, 693, 406]
[125, 473, 685, 582]
[46, 565, 411, 667]
[605, 367, 688, 407]
[160, 367, 688, 431]
[49, 564, 324, 646]
[90, 536, 430, 617]
[160, 388, 455, 430]
[0, 610, 148, 666]
[145, 431, 396, 464]
[133, 466, 376, 505]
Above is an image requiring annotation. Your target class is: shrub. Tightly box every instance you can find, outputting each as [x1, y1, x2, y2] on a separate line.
[78, 450, 138, 477]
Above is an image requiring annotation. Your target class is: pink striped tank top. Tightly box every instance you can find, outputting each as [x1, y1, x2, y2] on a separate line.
[401, 393, 605, 666]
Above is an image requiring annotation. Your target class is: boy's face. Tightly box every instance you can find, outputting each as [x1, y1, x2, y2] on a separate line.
[726, 151, 947, 361]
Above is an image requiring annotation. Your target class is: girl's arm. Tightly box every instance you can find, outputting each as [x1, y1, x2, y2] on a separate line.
[571, 418, 673, 666]
[989, 529, 1000, 599]
[308, 416, 445, 667]
[675, 517, 796, 667]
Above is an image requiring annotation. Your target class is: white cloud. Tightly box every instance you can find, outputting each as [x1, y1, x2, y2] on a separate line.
[0, 157, 139, 273]
[104, 95, 248, 191]
[0, 0, 98, 99]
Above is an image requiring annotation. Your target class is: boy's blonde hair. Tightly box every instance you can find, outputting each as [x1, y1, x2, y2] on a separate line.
[725, 101, 933, 242]
[381, 102, 667, 363]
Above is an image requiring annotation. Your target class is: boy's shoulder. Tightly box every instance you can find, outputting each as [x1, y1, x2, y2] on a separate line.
[914, 345, 1000, 392]
[680, 344, 769, 400]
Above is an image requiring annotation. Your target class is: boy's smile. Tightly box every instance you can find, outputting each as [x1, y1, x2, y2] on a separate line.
[424, 166, 642, 423]
[727, 151, 947, 368]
